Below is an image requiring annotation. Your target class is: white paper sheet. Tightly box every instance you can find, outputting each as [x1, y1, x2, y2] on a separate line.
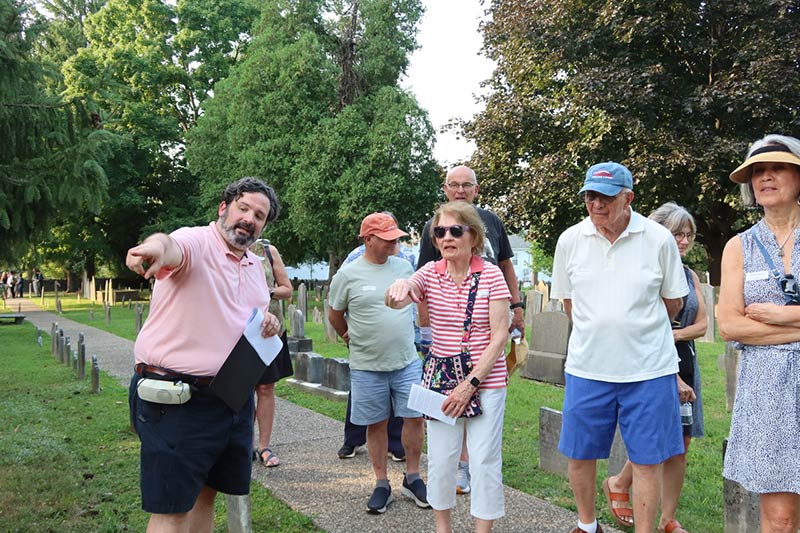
[242, 308, 283, 366]
[407, 384, 457, 425]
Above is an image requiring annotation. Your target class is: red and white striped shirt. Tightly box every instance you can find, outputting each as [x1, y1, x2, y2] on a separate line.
[410, 256, 511, 389]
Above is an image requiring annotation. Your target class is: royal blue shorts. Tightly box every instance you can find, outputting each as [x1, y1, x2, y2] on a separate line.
[558, 373, 683, 465]
[129, 373, 254, 514]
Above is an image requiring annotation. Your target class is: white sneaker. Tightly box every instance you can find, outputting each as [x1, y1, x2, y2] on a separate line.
[455, 461, 471, 494]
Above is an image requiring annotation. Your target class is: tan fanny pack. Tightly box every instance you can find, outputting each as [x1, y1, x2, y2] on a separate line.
[136, 378, 192, 404]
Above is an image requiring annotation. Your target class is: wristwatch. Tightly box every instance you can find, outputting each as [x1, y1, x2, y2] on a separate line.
[510, 301, 525, 310]
[469, 376, 481, 387]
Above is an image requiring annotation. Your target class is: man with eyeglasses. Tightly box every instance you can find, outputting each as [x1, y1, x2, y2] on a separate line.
[328, 213, 429, 514]
[416, 165, 525, 495]
[550, 162, 689, 533]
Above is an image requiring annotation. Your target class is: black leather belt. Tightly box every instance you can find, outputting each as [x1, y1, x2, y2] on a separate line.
[134, 363, 214, 387]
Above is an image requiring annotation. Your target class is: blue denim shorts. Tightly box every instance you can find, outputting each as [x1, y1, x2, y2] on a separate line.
[128, 373, 254, 514]
[558, 373, 683, 465]
[350, 358, 423, 425]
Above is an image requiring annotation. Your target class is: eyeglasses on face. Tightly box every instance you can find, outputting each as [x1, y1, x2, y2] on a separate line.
[673, 231, 696, 241]
[445, 182, 476, 191]
[433, 225, 471, 239]
[582, 191, 621, 204]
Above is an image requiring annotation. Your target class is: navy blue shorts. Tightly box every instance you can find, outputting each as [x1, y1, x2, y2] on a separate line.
[128, 373, 254, 514]
[558, 373, 683, 465]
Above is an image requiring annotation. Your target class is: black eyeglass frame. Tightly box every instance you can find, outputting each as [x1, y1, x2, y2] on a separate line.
[432, 225, 471, 239]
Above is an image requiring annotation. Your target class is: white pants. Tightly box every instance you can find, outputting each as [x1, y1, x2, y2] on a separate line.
[426, 387, 506, 520]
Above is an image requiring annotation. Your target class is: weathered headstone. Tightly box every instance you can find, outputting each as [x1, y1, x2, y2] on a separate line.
[288, 309, 312, 352]
[135, 304, 143, 334]
[538, 407, 569, 476]
[521, 311, 571, 385]
[723, 439, 761, 532]
[294, 352, 324, 383]
[89, 309, 94, 321]
[104, 302, 111, 326]
[700, 283, 716, 342]
[312, 307, 323, 324]
[50, 323, 58, 356]
[78, 339, 86, 380]
[315, 284, 322, 302]
[724, 341, 741, 412]
[323, 299, 339, 343]
[323, 358, 350, 391]
[226, 494, 252, 533]
[525, 290, 544, 329]
[297, 282, 308, 320]
[545, 299, 563, 312]
[64, 337, 71, 367]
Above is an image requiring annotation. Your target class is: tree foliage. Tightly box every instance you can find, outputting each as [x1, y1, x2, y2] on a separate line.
[187, 0, 440, 274]
[0, 0, 117, 263]
[466, 0, 800, 283]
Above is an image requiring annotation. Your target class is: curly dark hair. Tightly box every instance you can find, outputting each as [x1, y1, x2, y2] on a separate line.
[221, 177, 281, 222]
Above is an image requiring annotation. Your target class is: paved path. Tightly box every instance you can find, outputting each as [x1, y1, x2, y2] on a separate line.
[10, 297, 622, 533]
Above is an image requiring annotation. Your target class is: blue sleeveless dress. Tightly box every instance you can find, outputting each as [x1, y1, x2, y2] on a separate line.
[722, 220, 800, 493]
[676, 266, 704, 438]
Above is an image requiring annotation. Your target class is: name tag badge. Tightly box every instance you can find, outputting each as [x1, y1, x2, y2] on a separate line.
[362, 285, 377, 291]
[745, 270, 770, 282]
[477, 289, 489, 298]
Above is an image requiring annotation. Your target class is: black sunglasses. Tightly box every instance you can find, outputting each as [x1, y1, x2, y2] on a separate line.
[433, 225, 471, 239]
[780, 274, 800, 306]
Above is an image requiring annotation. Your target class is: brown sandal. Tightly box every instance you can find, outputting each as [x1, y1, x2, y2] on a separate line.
[663, 519, 689, 533]
[602, 477, 634, 528]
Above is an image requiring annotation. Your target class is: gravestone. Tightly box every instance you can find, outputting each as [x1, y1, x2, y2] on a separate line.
[545, 299, 563, 312]
[724, 341, 741, 412]
[323, 299, 339, 343]
[91, 356, 100, 392]
[525, 290, 544, 329]
[312, 307, 323, 324]
[315, 284, 322, 302]
[135, 304, 143, 334]
[288, 309, 312, 353]
[78, 339, 86, 380]
[538, 407, 570, 476]
[723, 439, 761, 532]
[700, 283, 716, 342]
[64, 337, 71, 367]
[322, 358, 350, 391]
[294, 352, 324, 383]
[104, 302, 111, 326]
[89, 309, 94, 321]
[297, 283, 307, 320]
[521, 311, 571, 385]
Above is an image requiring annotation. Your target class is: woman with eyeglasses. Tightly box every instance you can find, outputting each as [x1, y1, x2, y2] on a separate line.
[718, 134, 800, 533]
[603, 203, 707, 533]
[385, 201, 510, 533]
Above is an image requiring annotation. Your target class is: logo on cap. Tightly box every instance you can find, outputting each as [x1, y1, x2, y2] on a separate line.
[592, 170, 614, 179]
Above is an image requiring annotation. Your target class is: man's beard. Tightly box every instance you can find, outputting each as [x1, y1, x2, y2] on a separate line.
[218, 210, 257, 250]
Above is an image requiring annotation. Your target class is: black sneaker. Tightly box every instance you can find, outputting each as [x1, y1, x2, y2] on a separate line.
[401, 475, 430, 508]
[337, 445, 356, 459]
[388, 450, 406, 462]
[366, 486, 393, 514]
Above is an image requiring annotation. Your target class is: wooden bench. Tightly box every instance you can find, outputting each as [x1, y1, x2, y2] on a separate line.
[0, 313, 25, 324]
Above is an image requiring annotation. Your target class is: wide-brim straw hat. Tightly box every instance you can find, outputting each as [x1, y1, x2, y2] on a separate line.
[729, 144, 800, 183]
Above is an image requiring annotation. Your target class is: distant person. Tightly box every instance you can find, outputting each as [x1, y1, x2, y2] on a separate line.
[15, 272, 23, 298]
[605, 203, 707, 532]
[386, 201, 511, 533]
[550, 162, 688, 533]
[7, 271, 16, 298]
[33, 269, 43, 297]
[126, 177, 283, 532]
[328, 212, 428, 514]
[719, 134, 800, 532]
[416, 165, 525, 494]
[253, 238, 294, 468]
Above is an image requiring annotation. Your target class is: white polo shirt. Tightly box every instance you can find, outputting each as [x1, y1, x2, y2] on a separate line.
[551, 210, 688, 383]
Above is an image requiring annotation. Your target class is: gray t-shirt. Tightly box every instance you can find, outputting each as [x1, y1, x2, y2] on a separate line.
[328, 255, 417, 371]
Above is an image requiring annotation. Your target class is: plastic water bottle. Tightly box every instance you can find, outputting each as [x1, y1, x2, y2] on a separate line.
[510, 328, 522, 344]
[680, 402, 693, 426]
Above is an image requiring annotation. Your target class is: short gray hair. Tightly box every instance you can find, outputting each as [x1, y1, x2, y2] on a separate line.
[739, 134, 800, 207]
[649, 202, 696, 238]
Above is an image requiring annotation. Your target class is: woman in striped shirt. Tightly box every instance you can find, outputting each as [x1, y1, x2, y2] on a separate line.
[386, 201, 510, 533]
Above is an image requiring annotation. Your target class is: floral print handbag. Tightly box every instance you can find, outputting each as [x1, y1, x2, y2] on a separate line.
[420, 271, 482, 418]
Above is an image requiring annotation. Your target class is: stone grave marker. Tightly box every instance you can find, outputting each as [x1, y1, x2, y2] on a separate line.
[723, 439, 760, 532]
[700, 283, 716, 342]
[724, 341, 741, 412]
[298, 282, 307, 321]
[521, 311, 571, 385]
[312, 307, 323, 324]
[525, 290, 543, 328]
[91, 356, 100, 392]
[288, 309, 312, 352]
[104, 302, 111, 326]
[135, 304, 143, 334]
[545, 299, 563, 312]
[323, 299, 339, 343]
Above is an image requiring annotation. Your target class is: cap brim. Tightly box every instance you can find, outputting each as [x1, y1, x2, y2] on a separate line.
[730, 151, 800, 184]
[578, 183, 624, 196]
[372, 229, 408, 240]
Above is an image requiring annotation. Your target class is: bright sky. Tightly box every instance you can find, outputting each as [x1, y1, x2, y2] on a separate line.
[402, 0, 495, 168]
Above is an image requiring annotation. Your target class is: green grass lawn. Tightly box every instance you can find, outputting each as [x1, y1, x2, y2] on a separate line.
[0, 321, 321, 532]
[20, 292, 732, 532]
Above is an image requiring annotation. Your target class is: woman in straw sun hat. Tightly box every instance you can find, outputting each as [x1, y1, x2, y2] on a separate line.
[718, 134, 800, 533]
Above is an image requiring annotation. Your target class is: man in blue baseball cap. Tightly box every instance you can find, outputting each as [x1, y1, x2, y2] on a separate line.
[550, 161, 689, 533]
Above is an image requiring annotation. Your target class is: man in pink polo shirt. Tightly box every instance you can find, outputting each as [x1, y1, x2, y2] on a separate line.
[126, 177, 284, 532]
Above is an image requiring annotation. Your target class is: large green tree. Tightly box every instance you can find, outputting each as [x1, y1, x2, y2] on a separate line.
[187, 0, 440, 274]
[0, 0, 115, 264]
[56, 0, 259, 278]
[466, 0, 800, 283]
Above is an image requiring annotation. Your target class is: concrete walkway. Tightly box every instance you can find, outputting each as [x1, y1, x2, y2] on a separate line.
[10, 297, 622, 533]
